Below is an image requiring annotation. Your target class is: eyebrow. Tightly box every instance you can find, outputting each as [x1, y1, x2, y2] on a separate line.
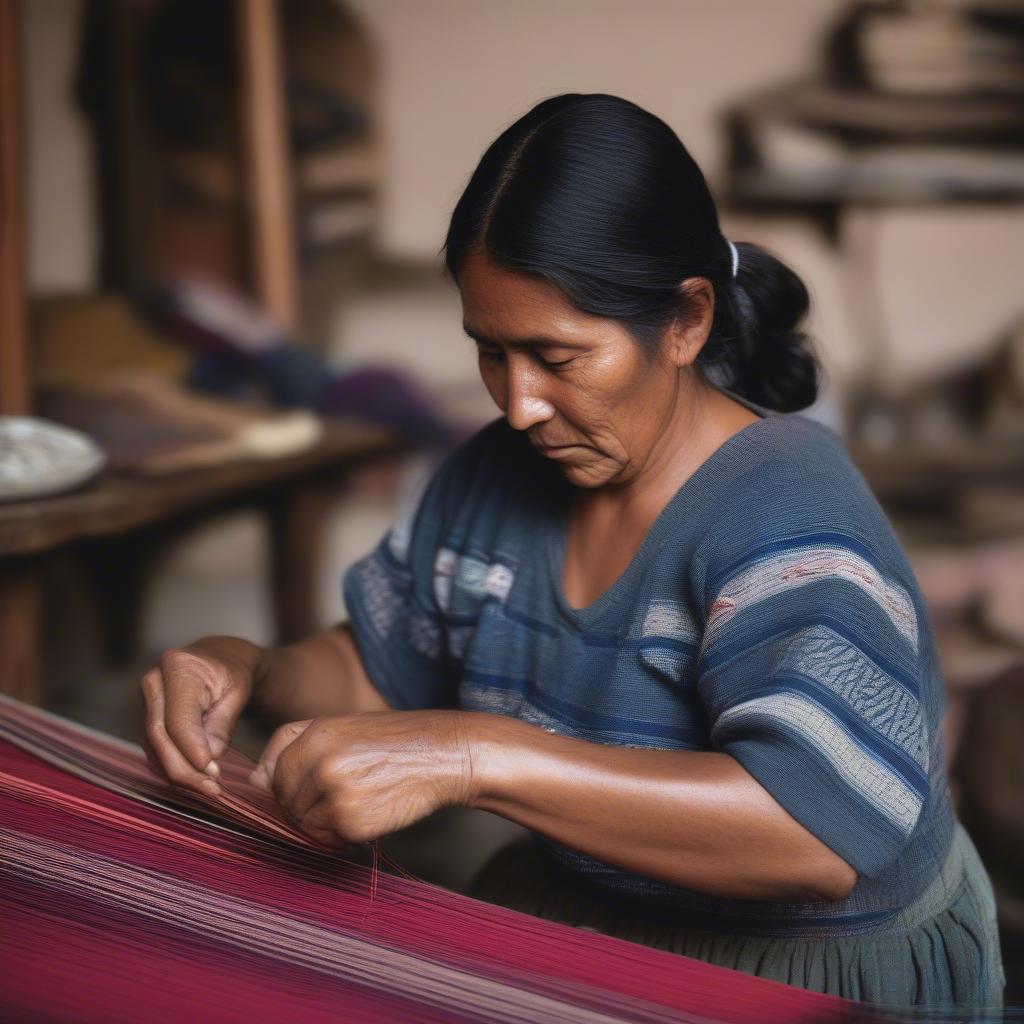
[462, 324, 589, 351]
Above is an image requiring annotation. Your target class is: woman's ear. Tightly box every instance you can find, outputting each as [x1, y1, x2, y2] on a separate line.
[665, 277, 715, 369]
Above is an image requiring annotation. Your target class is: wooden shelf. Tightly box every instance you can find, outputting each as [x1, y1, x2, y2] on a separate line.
[728, 77, 1024, 148]
[298, 136, 380, 195]
[723, 77, 1024, 218]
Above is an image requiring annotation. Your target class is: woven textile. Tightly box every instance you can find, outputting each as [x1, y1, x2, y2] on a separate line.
[0, 696, 856, 1024]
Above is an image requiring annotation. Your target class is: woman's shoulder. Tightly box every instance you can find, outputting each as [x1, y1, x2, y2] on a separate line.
[723, 411, 886, 521]
[694, 411, 919, 598]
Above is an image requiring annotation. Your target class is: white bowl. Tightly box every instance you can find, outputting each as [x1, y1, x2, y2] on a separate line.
[0, 416, 107, 503]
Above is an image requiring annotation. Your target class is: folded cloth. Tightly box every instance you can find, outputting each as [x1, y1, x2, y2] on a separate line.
[136, 280, 463, 451]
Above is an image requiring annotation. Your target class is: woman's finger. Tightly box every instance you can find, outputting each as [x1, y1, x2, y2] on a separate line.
[297, 794, 349, 849]
[160, 651, 220, 775]
[202, 687, 248, 762]
[140, 734, 164, 778]
[250, 719, 312, 794]
[142, 671, 220, 796]
[288, 748, 340, 822]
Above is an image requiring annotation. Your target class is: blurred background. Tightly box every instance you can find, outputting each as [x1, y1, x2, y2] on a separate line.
[1, 0, 1022, 1001]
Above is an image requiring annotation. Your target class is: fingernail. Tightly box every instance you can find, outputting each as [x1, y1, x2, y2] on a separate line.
[201, 778, 220, 797]
[205, 760, 220, 779]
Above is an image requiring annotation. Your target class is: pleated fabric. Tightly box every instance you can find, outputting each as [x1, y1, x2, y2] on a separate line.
[471, 823, 1004, 1017]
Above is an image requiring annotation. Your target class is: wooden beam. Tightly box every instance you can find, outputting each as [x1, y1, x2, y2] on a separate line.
[0, 0, 29, 415]
[236, 0, 297, 331]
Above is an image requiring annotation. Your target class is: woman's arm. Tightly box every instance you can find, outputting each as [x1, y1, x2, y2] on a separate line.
[251, 708, 858, 904]
[467, 713, 858, 903]
[252, 623, 390, 722]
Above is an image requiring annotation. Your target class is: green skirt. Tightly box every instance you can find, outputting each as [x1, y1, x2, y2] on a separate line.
[470, 823, 1005, 1015]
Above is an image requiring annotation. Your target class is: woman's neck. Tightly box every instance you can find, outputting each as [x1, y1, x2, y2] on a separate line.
[579, 379, 759, 518]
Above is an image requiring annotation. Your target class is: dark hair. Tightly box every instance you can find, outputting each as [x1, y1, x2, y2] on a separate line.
[441, 93, 820, 413]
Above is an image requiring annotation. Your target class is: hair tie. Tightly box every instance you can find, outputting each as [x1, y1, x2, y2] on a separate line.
[726, 239, 739, 279]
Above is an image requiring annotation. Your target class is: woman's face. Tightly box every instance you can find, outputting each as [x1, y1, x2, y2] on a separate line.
[457, 247, 712, 489]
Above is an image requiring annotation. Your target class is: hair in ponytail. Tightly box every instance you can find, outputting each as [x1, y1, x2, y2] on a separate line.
[441, 92, 820, 413]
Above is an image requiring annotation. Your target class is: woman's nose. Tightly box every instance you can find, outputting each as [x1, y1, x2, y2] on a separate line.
[504, 362, 554, 432]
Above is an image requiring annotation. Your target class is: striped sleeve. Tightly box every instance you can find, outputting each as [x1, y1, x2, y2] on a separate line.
[341, 457, 458, 711]
[695, 530, 930, 880]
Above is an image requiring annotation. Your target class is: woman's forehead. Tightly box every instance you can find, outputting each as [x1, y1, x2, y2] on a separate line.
[458, 249, 620, 345]
[459, 249, 563, 314]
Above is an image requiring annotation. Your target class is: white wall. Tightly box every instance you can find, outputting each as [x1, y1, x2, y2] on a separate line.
[24, 0, 97, 293]
[24, 0, 1024, 388]
[351, 0, 835, 259]
[350, 0, 1024, 388]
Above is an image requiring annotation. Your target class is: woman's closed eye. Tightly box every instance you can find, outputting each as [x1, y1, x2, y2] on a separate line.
[539, 354, 577, 369]
[477, 347, 577, 370]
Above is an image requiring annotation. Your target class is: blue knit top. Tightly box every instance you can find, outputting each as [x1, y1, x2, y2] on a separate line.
[342, 401, 955, 938]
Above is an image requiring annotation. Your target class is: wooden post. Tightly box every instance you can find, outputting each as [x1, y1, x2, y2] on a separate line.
[0, 568, 41, 702]
[0, 0, 29, 415]
[236, 0, 298, 331]
[0, 0, 40, 703]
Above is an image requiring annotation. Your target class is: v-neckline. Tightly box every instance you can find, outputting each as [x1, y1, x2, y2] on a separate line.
[545, 395, 772, 630]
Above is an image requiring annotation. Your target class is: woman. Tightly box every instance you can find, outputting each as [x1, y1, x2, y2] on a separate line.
[142, 94, 1004, 1012]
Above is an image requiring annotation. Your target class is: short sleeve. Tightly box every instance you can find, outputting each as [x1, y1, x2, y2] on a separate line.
[341, 455, 458, 710]
[695, 528, 932, 880]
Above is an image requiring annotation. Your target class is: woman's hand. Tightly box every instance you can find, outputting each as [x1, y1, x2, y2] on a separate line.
[249, 711, 475, 848]
[141, 636, 265, 797]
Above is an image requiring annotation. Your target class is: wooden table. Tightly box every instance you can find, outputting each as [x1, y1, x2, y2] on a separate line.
[0, 419, 405, 702]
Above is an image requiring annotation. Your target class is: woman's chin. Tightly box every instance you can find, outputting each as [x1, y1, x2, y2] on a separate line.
[559, 459, 616, 488]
